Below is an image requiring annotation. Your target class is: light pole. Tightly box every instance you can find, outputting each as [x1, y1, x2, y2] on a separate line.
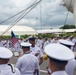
[36, 18, 38, 30]
[40, 2, 42, 30]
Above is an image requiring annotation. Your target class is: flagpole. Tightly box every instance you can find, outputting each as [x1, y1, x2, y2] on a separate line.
[36, 18, 38, 31]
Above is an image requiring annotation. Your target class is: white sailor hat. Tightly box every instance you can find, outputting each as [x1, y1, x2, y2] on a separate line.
[21, 42, 31, 48]
[69, 36, 74, 38]
[58, 39, 74, 46]
[44, 43, 74, 61]
[28, 36, 36, 41]
[0, 47, 13, 59]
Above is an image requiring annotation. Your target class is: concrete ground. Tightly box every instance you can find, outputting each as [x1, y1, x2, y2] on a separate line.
[9, 56, 76, 75]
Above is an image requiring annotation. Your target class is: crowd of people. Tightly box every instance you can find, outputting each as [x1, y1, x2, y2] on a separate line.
[0, 35, 76, 75]
[0, 35, 76, 52]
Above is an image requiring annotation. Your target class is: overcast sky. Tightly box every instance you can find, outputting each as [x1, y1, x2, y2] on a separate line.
[0, 0, 75, 30]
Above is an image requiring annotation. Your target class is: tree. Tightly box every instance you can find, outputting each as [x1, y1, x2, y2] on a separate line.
[60, 24, 75, 29]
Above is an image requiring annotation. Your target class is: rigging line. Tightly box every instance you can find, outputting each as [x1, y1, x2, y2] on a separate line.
[9, 0, 42, 26]
[1, 0, 39, 36]
[4, 1, 39, 31]
[0, 0, 38, 25]
[1, 0, 42, 36]
[62, 0, 72, 34]
[10, 1, 39, 26]
[63, 0, 72, 26]
[10, 0, 42, 26]
[1, 4, 37, 36]
[0, 0, 39, 35]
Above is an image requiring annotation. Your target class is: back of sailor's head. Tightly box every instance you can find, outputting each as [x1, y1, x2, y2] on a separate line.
[0, 47, 13, 59]
[44, 43, 75, 62]
[21, 42, 31, 49]
[58, 39, 74, 49]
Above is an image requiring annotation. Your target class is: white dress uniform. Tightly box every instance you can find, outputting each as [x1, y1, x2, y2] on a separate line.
[44, 43, 75, 75]
[65, 59, 76, 75]
[51, 71, 68, 75]
[16, 42, 39, 75]
[72, 38, 76, 52]
[0, 41, 3, 47]
[30, 45, 43, 59]
[16, 53, 39, 75]
[0, 64, 21, 75]
[50, 39, 55, 43]
[58, 39, 76, 75]
[30, 45, 43, 75]
[0, 47, 21, 75]
[14, 42, 21, 52]
[44, 40, 49, 48]
[6, 40, 10, 48]
[36, 39, 43, 50]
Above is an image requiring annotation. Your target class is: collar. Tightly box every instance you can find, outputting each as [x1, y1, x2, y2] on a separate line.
[51, 71, 68, 75]
[0, 64, 8, 69]
[24, 51, 32, 54]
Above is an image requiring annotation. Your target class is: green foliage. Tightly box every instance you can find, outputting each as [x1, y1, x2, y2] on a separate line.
[60, 24, 75, 29]
[36, 34, 52, 38]
[0, 36, 11, 39]
[60, 32, 76, 37]
[0, 32, 76, 39]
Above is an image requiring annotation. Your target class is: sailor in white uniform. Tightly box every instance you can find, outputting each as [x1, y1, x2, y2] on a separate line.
[0, 39, 3, 47]
[72, 38, 76, 52]
[28, 36, 43, 65]
[36, 36, 43, 51]
[44, 43, 75, 75]
[0, 47, 21, 75]
[29, 36, 43, 75]
[58, 39, 74, 49]
[58, 39, 76, 75]
[43, 37, 49, 49]
[16, 42, 39, 75]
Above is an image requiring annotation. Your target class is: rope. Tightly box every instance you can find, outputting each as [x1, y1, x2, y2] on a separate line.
[62, 0, 72, 34]
[63, 0, 72, 27]
[1, 0, 42, 36]
[0, 0, 38, 25]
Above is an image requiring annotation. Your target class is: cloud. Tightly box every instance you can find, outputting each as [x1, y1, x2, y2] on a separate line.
[18, 19, 37, 26]
[0, 0, 74, 30]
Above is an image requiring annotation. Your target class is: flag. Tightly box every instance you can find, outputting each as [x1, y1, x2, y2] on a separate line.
[11, 31, 21, 56]
[11, 31, 18, 46]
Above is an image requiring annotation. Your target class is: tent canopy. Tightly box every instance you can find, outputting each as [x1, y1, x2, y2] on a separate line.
[0, 25, 37, 35]
[37, 29, 76, 34]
